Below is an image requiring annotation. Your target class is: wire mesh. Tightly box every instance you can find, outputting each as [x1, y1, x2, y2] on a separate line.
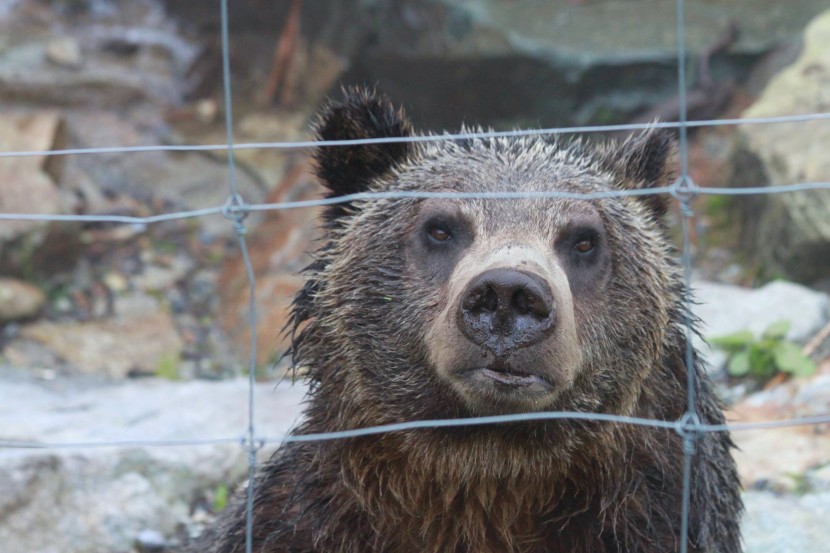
[0, 1, 828, 552]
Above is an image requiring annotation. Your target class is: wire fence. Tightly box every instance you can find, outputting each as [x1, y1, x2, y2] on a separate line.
[1, 1, 830, 552]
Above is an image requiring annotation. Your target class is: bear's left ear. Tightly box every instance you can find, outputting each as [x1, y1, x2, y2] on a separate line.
[313, 88, 414, 201]
[600, 128, 678, 218]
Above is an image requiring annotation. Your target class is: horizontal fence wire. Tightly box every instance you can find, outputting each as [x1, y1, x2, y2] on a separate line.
[0, 111, 829, 159]
[1, 184, 830, 225]
[2, 413, 830, 451]
[0, 0, 829, 551]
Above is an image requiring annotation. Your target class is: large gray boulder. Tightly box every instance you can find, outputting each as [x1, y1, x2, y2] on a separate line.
[733, 9, 830, 284]
[743, 491, 830, 553]
[0, 377, 306, 553]
[165, 0, 829, 129]
[335, 0, 828, 129]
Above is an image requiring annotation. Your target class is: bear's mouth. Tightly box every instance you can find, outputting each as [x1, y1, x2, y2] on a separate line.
[460, 362, 554, 393]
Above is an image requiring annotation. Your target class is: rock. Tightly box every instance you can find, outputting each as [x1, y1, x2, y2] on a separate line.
[135, 528, 169, 552]
[335, 0, 829, 129]
[0, 375, 307, 553]
[45, 37, 83, 68]
[724, 357, 830, 552]
[13, 293, 184, 378]
[693, 280, 830, 372]
[0, 0, 195, 107]
[742, 490, 830, 553]
[167, 0, 828, 129]
[63, 110, 266, 239]
[731, 420, 830, 489]
[0, 110, 71, 274]
[233, 110, 310, 189]
[727, 365, 830, 486]
[133, 254, 194, 292]
[733, 9, 830, 283]
[0, 278, 46, 322]
[156, 268, 246, 380]
[103, 271, 130, 294]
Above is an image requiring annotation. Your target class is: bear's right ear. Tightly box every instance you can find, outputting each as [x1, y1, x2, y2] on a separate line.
[313, 88, 414, 204]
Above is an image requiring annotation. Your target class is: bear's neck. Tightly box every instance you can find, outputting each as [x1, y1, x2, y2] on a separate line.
[329, 424, 650, 553]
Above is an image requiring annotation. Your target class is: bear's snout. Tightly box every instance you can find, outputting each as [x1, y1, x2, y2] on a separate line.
[457, 268, 556, 356]
[426, 242, 581, 413]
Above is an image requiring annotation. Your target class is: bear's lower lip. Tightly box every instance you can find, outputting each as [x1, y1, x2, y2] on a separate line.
[463, 367, 553, 393]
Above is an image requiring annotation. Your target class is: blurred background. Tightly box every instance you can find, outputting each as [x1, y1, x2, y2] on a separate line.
[0, 1, 828, 552]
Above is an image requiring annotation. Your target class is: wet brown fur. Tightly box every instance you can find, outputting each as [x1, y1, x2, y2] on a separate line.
[196, 89, 742, 553]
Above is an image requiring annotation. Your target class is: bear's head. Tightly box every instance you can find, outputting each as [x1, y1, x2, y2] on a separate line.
[291, 89, 682, 423]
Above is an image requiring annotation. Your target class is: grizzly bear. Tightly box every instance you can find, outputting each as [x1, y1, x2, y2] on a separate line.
[198, 89, 742, 553]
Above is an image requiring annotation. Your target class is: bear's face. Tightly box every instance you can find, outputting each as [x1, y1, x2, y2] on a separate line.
[298, 90, 679, 421]
[414, 198, 599, 415]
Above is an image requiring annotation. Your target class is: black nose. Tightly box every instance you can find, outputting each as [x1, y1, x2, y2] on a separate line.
[457, 268, 556, 354]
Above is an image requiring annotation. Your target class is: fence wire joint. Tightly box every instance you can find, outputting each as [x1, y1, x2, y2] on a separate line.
[239, 435, 265, 452]
[675, 411, 703, 454]
[223, 193, 250, 235]
[670, 175, 699, 217]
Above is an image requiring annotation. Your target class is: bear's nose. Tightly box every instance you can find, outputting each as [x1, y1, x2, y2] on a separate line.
[457, 268, 556, 354]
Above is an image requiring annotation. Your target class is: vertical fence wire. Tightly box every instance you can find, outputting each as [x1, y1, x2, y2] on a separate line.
[675, 0, 692, 548]
[218, 2, 260, 552]
[674, 1, 701, 552]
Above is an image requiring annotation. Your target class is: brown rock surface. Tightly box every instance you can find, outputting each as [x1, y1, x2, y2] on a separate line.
[0, 277, 46, 322]
[728, 360, 830, 486]
[0, 111, 64, 241]
[14, 293, 184, 378]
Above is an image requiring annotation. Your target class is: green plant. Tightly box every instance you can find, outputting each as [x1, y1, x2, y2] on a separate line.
[710, 321, 816, 379]
[213, 483, 230, 512]
[154, 353, 181, 380]
[785, 472, 812, 496]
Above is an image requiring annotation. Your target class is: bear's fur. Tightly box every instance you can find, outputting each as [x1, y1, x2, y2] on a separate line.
[198, 89, 742, 553]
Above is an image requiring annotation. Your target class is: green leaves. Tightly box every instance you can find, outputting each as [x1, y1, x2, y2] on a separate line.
[213, 483, 230, 512]
[727, 350, 751, 376]
[772, 341, 816, 377]
[711, 320, 816, 380]
[762, 320, 791, 340]
[710, 330, 755, 350]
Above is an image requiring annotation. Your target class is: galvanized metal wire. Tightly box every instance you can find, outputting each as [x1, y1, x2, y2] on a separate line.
[2, 183, 830, 225]
[0, 112, 829, 160]
[0, 2, 829, 552]
[3, 412, 830, 451]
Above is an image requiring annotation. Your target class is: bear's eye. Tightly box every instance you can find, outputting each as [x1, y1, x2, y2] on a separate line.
[573, 238, 595, 254]
[427, 227, 452, 243]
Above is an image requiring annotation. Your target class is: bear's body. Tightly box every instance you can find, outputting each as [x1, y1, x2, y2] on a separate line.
[199, 90, 742, 553]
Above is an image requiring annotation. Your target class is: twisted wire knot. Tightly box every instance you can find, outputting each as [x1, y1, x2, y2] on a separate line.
[670, 175, 699, 218]
[222, 193, 249, 235]
[675, 411, 703, 455]
[239, 435, 265, 452]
